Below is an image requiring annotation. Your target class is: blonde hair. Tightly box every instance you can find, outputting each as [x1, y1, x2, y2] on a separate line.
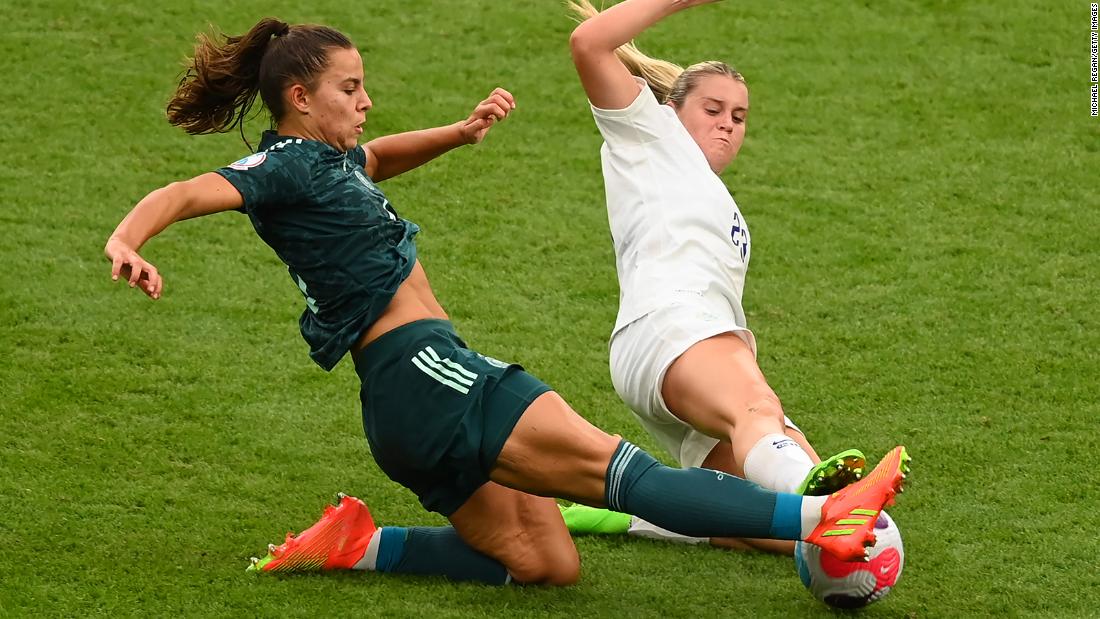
[567, 0, 746, 105]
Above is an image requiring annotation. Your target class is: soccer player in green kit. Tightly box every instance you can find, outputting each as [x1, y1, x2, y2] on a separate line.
[104, 17, 909, 586]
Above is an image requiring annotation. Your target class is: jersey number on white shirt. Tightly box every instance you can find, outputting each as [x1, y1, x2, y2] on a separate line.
[731, 211, 749, 262]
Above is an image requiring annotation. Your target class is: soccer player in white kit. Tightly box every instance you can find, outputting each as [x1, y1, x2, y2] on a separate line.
[562, 0, 881, 553]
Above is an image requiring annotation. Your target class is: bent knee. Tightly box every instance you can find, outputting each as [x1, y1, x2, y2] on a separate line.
[507, 543, 581, 586]
[742, 389, 784, 421]
[707, 388, 784, 430]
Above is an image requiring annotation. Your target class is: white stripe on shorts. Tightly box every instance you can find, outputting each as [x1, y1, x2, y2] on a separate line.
[411, 356, 472, 395]
[416, 350, 476, 387]
[425, 346, 479, 381]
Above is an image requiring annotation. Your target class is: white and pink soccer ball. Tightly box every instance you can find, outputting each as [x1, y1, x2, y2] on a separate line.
[795, 511, 905, 608]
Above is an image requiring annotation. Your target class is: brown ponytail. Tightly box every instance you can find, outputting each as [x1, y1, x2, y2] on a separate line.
[167, 17, 354, 138]
[167, 18, 287, 135]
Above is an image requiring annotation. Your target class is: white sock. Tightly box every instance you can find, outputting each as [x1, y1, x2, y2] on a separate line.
[799, 496, 828, 538]
[627, 516, 708, 545]
[742, 433, 815, 494]
[351, 528, 384, 570]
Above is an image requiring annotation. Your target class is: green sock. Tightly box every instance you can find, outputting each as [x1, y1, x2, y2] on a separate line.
[604, 440, 801, 540]
[378, 526, 511, 585]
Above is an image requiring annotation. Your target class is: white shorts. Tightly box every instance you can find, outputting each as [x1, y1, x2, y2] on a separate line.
[609, 291, 801, 468]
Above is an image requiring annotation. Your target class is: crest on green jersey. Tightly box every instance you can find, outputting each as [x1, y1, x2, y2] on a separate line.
[229, 152, 267, 170]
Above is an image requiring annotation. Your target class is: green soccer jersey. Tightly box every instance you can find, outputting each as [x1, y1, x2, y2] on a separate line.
[216, 130, 419, 371]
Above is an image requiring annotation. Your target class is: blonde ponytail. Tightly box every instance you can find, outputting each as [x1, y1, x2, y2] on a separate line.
[566, 0, 684, 102]
[566, 0, 745, 105]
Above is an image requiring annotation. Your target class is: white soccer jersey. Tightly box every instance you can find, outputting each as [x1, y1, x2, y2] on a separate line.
[591, 78, 751, 336]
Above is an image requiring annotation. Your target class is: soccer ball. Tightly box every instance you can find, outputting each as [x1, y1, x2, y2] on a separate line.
[794, 511, 904, 608]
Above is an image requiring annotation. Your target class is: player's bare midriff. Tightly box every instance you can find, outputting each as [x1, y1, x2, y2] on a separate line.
[352, 259, 448, 353]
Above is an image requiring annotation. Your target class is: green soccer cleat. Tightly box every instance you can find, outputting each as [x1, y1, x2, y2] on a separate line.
[558, 503, 632, 535]
[797, 449, 867, 496]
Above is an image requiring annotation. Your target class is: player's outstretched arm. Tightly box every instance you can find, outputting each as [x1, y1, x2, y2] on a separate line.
[104, 172, 243, 300]
[363, 87, 516, 182]
[568, 0, 721, 109]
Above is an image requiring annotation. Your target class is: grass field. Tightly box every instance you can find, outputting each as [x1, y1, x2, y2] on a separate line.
[3, 0, 1098, 616]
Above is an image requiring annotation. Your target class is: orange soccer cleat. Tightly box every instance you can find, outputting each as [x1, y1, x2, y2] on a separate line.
[247, 493, 377, 573]
[804, 446, 910, 562]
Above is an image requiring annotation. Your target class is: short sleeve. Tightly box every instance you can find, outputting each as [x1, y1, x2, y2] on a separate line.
[590, 77, 681, 148]
[215, 150, 312, 211]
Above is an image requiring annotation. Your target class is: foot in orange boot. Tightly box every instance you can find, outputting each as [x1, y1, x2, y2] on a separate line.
[804, 446, 910, 562]
[247, 493, 377, 573]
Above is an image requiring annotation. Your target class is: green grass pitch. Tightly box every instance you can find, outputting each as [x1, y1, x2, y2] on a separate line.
[2, 1, 1097, 616]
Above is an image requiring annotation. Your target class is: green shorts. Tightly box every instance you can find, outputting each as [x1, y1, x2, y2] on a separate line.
[353, 319, 552, 516]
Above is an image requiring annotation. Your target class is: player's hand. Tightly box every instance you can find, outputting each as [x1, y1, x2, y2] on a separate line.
[459, 87, 516, 145]
[105, 237, 163, 300]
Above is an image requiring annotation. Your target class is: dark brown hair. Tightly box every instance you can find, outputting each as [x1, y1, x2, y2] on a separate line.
[166, 17, 354, 138]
